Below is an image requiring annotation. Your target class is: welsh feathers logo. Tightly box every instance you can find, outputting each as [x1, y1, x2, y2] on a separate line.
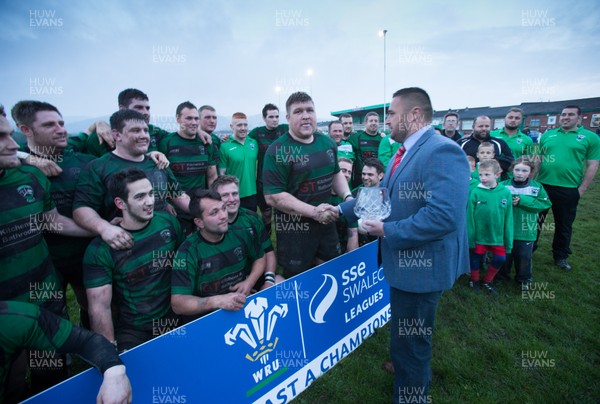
[224, 297, 288, 362]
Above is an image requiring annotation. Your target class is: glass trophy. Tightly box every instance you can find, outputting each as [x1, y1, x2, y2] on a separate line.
[353, 187, 391, 221]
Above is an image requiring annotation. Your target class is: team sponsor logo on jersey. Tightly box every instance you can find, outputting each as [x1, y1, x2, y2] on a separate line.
[160, 229, 172, 243]
[517, 138, 523, 144]
[501, 198, 508, 206]
[326, 149, 335, 163]
[17, 185, 35, 203]
[577, 134, 585, 141]
[234, 246, 244, 261]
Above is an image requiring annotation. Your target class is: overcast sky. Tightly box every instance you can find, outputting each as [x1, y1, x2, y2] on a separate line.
[2, 0, 599, 125]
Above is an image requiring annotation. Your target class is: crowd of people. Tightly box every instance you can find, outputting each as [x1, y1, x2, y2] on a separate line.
[0, 87, 598, 403]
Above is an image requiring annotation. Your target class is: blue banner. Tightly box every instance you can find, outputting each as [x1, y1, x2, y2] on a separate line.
[26, 241, 390, 403]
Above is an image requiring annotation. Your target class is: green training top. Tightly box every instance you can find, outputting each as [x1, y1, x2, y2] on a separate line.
[491, 128, 534, 158]
[73, 153, 183, 219]
[337, 139, 355, 162]
[158, 132, 215, 192]
[0, 166, 63, 307]
[262, 133, 340, 206]
[537, 126, 600, 188]
[83, 212, 183, 331]
[171, 229, 264, 297]
[377, 134, 401, 169]
[219, 137, 259, 198]
[467, 183, 514, 252]
[501, 179, 551, 241]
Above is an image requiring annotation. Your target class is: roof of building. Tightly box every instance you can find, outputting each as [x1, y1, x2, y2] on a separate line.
[331, 97, 600, 120]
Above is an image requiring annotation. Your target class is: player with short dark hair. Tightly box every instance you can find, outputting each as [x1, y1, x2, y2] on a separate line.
[348, 111, 384, 188]
[248, 103, 289, 232]
[73, 109, 190, 251]
[158, 101, 217, 235]
[84, 168, 184, 352]
[263, 92, 351, 277]
[12, 100, 97, 327]
[171, 189, 266, 319]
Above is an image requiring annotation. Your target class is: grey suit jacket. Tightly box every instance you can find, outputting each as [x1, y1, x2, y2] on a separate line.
[340, 128, 470, 293]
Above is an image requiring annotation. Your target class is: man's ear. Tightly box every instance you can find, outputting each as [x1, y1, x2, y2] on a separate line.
[19, 124, 33, 138]
[193, 217, 203, 230]
[114, 197, 127, 211]
[112, 129, 121, 142]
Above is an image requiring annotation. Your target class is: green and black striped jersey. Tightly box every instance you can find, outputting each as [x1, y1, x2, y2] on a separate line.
[83, 212, 183, 331]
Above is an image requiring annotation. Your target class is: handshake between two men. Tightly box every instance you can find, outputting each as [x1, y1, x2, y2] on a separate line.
[313, 202, 386, 239]
[313, 203, 340, 224]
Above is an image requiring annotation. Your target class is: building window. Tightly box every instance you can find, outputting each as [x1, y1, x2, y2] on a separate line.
[462, 120, 473, 131]
[529, 118, 541, 128]
[494, 119, 504, 130]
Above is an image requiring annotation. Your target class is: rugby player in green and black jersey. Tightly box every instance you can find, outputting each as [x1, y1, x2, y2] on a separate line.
[83, 88, 212, 157]
[84, 168, 184, 352]
[0, 300, 132, 403]
[347, 111, 385, 188]
[199, 105, 221, 166]
[0, 109, 95, 309]
[211, 175, 284, 289]
[340, 113, 355, 141]
[12, 100, 96, 327]
[171, 189, 265, 320]
[248, 103, 289, 231]
[73, 109, 190, 251]
[0, 111, 95, 395]
[262, 92, 353, 278]
[159, 101, 217, 235]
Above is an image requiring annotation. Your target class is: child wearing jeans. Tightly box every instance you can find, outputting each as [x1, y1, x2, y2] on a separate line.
[500, 157, 551, 290]
[467, 159, 514, 294]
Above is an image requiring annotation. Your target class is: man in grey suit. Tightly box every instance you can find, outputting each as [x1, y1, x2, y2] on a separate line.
[339, 87, 470, 403]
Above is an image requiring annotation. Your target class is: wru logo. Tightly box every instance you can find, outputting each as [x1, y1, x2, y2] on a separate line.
[224, 297, 288, 362]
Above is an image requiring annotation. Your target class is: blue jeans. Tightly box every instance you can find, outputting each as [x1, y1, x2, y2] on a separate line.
[390, 287, 442, 404]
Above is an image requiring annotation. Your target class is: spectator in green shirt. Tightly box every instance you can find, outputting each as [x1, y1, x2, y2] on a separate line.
[491, 108, 534, 158]
[536, 105, 600, 270]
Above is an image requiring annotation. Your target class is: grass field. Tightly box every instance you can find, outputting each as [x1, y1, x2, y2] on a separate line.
[64, 178, 599, 403]
[295, 177, 600, 403]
